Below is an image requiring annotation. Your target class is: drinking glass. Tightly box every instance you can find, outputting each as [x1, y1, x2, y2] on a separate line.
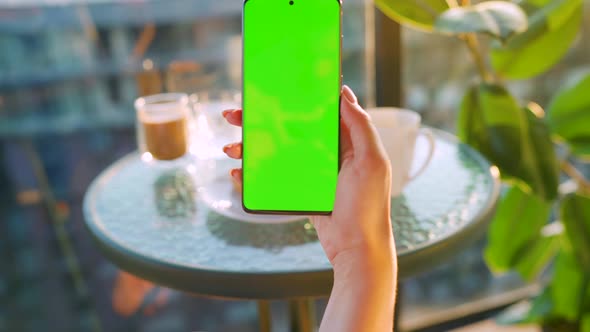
[190, 90, 241, 160]
[135, 93, 192, 163]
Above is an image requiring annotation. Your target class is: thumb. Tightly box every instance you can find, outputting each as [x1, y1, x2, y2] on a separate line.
[340, 85, 382, 158]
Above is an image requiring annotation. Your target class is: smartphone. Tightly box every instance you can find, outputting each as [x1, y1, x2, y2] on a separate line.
[242, 0, 342, 214]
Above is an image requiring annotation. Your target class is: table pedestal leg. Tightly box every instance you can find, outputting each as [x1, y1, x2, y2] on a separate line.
[289, 298, 316, 332]
[257, 301, 272, 332]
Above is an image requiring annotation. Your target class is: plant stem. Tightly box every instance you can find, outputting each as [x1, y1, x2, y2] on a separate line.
[462, 34, 493, 83]
[448, 0, 493, 82]
[561, 161, 590, 193]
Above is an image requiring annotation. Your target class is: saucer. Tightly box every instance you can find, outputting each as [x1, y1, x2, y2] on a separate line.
[199, 175, 307, 224]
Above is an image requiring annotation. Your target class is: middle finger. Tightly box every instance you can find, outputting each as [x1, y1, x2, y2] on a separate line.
[223, 142, 243, 159]
[222, 109, 243, 127]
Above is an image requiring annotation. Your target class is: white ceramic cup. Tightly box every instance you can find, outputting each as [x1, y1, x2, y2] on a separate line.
[367, 107, 436, 197]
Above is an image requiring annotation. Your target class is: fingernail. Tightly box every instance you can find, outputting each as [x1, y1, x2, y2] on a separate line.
[222, 109, 232, 117]
[223, 144, 232, 153]
[230, 169, 240, 180]
[342, 85, 357, 104]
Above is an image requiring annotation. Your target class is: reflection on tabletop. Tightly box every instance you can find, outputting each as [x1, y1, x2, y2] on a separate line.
[206, 213, 317, 252]
[153, 169, 197, 219]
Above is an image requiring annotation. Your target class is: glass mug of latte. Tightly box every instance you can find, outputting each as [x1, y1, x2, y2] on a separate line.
[135, 93, 192, 163]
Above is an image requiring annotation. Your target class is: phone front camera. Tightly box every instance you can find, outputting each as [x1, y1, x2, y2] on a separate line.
[289, 1, 294, 5]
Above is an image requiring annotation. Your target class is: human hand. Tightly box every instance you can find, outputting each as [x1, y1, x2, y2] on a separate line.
[223, 85, 396, 331]
[222, 85, 395, 267]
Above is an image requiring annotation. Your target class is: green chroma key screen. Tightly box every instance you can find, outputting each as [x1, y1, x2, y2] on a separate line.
[242, 0, 341, 214]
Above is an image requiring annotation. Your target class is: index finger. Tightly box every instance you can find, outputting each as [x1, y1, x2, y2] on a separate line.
[222, 109, 243, 127]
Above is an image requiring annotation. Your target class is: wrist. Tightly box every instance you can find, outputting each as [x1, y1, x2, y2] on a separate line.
[331, 245, 397, 287]
[329, 246, 398, 330]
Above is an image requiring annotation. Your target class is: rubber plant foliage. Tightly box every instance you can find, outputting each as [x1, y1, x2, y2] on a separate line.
[374, 0, 589, 330]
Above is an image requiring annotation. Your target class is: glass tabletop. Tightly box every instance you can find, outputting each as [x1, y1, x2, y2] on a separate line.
[83, 129, 499, 298]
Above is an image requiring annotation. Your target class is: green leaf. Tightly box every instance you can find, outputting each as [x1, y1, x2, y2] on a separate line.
[551, 251, 585, 321]
[458, 85, 490, 156]
[459, 83, 524, 178]
[561, 193, 590, 273]
[583, 315, 590, 332]
[374, 0, 449, 31]
[565, 138, 590, 161]
[490, 0, 582, 79]
[485, 186, 554, 280]
[548, 73, 590, 159]
[434, 1, 527, 41]
[496, 288, 554, 325]
[524, 0, 552, 6]
[514, 233, 560, 280]
[555, 193, 590, 323]
[525, 289, 555, 324]
[519, 105, 560, 201]
[458, 83, 559, 200]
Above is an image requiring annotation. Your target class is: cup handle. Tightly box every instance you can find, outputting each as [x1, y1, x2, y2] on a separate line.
[408, 128, 435, 182]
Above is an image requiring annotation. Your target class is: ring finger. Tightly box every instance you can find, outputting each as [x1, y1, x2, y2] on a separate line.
[223, 142, 243, 159]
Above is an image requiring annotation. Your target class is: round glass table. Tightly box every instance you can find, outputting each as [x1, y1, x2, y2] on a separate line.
[83, 129, 499, 330]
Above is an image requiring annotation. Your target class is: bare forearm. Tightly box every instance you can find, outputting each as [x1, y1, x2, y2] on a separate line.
[320, 249, 397, 332]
